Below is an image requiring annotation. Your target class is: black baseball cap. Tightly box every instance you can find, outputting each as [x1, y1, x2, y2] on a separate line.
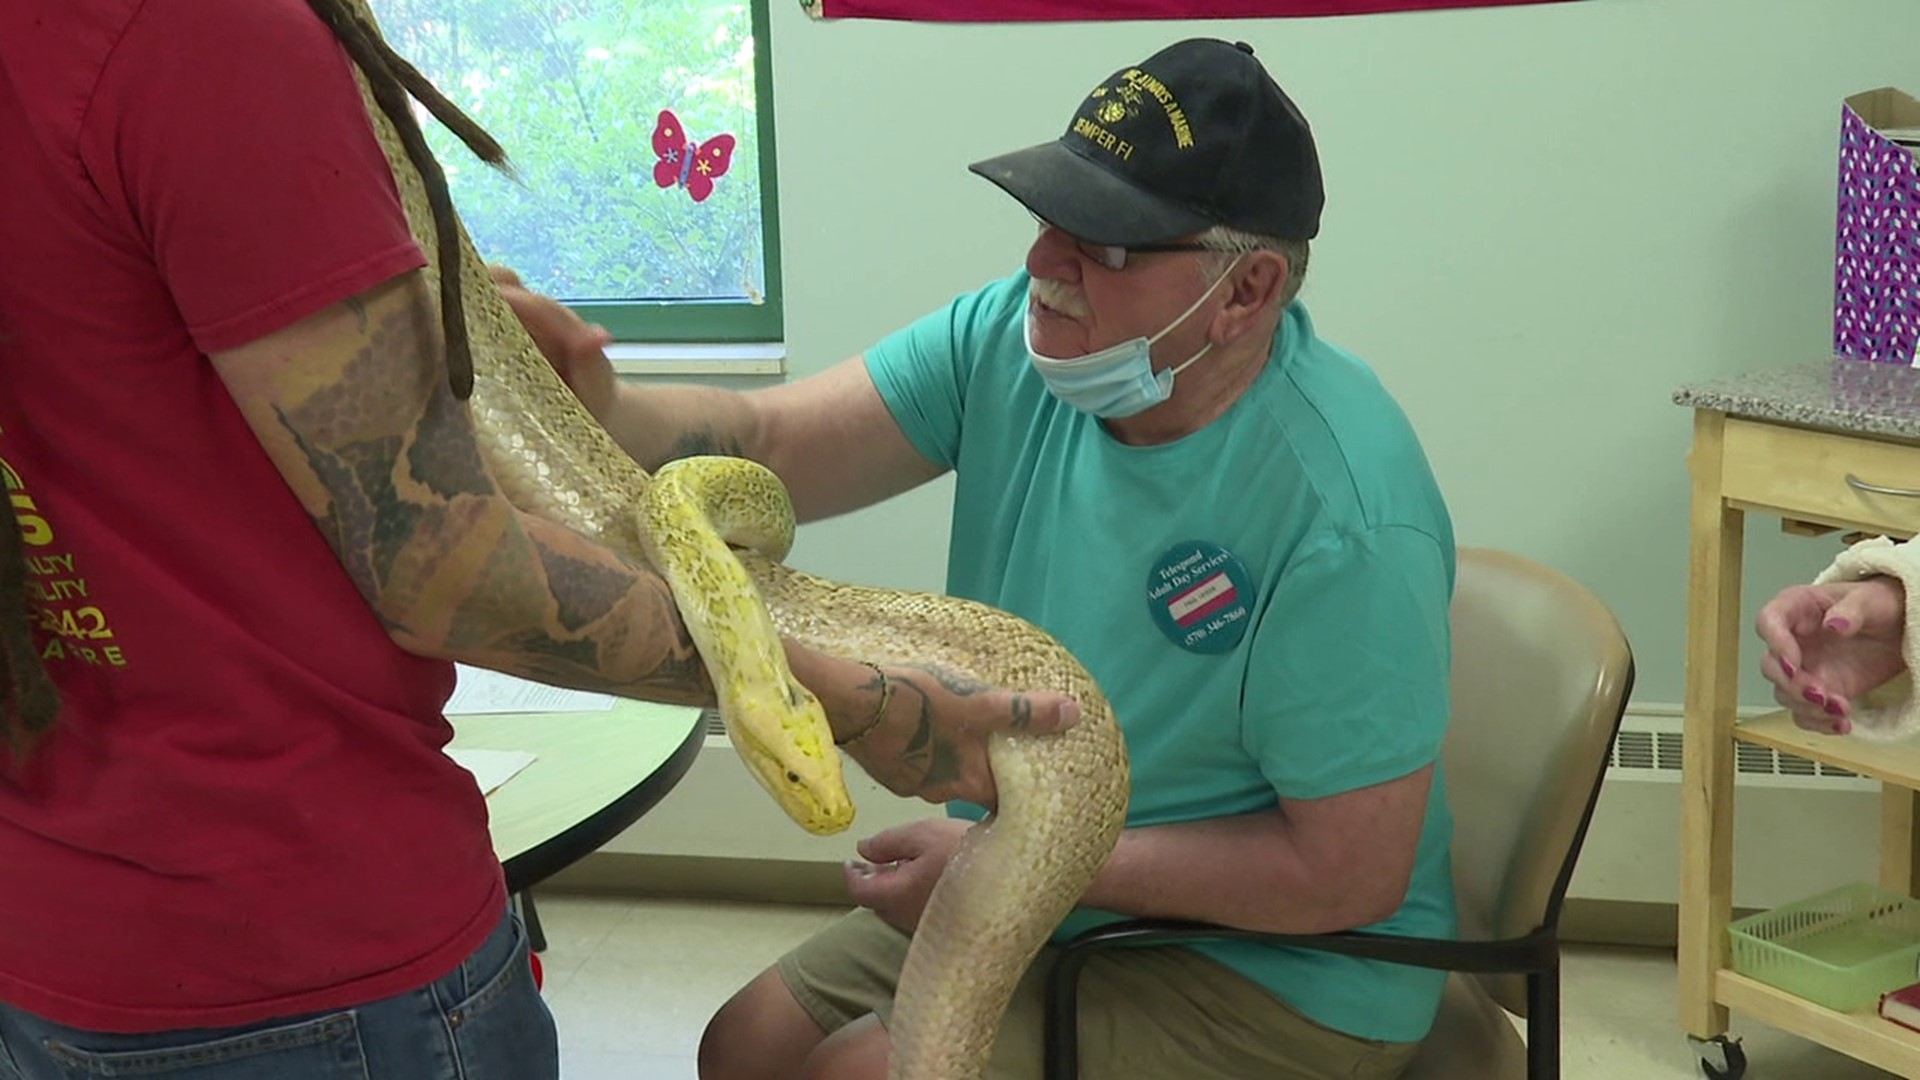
[969, 39, 1323, 246]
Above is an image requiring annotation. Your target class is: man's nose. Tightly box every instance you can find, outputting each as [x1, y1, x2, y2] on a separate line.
[1026, 226, 1082, 282]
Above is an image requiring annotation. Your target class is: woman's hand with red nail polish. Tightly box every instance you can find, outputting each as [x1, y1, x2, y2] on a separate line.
[1756, 577, 1905, 737]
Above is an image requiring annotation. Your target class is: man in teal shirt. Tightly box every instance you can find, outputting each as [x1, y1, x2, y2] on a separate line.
[863, 267, 1456, 1056]
[506, 36, 1454, 1080]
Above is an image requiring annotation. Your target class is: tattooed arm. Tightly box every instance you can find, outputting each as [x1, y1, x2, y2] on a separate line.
[208, 271, 1070, 805]
[489, 269, 943, 524]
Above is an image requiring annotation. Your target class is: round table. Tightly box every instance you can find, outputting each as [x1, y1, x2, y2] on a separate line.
[448, 699, 707, 895]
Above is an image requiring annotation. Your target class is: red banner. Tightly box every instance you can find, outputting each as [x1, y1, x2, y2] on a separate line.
[804, 0, 1577, 21]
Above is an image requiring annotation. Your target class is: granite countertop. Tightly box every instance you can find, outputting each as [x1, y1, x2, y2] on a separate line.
[1673, 359, 1920, 441]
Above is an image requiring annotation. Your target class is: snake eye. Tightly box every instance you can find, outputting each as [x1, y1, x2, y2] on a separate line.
[786, 771, 801, 784]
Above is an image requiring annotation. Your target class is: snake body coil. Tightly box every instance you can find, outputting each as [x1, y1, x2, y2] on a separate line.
[335, 7, 1130, 1075]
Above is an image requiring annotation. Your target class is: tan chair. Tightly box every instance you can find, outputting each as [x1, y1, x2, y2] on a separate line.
[1042, 547, 1635, 1080]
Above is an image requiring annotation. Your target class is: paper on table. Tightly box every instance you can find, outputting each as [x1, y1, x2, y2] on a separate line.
[445, 747, 537, 797]
[445, 664, 616, 715]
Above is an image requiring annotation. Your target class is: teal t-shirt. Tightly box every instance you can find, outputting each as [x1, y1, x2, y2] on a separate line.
[865, 271, 1458, 1044]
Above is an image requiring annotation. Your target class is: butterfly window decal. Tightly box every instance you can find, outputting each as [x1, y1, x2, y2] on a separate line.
[652, 109, 736, 203]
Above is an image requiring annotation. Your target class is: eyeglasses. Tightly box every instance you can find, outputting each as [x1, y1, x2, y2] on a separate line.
[1029, 213, 1212, 272]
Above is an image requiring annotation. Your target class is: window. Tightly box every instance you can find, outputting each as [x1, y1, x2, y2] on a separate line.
[367, 0, 782, 350]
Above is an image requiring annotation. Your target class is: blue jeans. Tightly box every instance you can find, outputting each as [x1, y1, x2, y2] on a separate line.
[0, 908, 557, 1079]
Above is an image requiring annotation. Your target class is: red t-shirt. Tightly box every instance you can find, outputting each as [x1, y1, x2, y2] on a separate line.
[0, 0, 505, 1031]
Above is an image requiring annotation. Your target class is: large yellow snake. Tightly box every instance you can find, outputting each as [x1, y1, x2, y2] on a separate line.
[325, 4, 1130, 1077]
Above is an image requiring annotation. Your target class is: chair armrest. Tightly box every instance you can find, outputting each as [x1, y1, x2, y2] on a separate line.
[1056, 917, 1557, 976]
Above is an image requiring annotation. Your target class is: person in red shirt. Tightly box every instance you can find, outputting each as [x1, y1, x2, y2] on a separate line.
[0, 2, 1070, 1076]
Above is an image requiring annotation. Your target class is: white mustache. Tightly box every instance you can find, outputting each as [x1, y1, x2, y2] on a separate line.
[1029, 278, 1089, 318]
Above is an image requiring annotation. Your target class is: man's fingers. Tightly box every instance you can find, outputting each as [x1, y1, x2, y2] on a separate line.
[843, 860, 891, 906]
[487, 263, 523, 287]
[568, 329, 614, 368]
[855, 830, 906, 863]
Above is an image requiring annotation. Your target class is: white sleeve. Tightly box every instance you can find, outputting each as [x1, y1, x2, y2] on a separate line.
[1812, 536, 1920, 741]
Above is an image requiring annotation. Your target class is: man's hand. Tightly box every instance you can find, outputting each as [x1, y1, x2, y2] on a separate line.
[1756, 577, 1907, 736]
[488, 265, 618, 422]
[843, 818, 972, 934]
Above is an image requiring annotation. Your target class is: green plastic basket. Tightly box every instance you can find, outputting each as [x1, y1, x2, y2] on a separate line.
[1729, 883, 1920, 1012]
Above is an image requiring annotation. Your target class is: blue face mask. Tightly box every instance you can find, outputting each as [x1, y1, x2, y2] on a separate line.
[1024, 259, 1240, 419]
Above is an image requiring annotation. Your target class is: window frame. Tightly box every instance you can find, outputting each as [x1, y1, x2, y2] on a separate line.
[563, 0, 784, 345]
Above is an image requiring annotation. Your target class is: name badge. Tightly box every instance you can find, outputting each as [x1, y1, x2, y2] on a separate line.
[1146, 541, 1253, 654]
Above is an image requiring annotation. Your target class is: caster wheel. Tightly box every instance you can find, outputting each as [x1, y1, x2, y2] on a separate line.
[1690, 1034, 1747, 1080]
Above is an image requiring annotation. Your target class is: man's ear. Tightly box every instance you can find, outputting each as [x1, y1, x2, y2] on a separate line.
[1211, 250, 1289, 344]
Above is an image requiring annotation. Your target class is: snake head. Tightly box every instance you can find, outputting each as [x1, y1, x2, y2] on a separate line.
[722, 686, 856, 836]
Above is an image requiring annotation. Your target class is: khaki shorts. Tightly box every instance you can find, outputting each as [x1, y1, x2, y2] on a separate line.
[777, 909, 1419, 1080]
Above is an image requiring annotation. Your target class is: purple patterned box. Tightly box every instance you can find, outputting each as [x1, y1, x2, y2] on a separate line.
[1836, 88, 1920, 367]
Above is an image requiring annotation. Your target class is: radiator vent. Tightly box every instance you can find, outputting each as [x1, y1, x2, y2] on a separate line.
[707, 707, 1871, 787]
[1607, 712, 1870, 790]
[1609, 728, 1684, 772]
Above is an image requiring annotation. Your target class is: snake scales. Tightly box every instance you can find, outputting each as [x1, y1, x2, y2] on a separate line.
[326, 3, 1130, 1077]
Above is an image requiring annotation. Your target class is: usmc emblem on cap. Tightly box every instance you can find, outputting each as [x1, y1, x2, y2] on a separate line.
[1088, 82, 1144, 127]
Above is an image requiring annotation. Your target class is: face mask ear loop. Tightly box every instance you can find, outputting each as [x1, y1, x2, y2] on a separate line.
[1165, 341, 1215, 381]
[1151, 253, 1243, 377]
[1147, 253, 1243, 348]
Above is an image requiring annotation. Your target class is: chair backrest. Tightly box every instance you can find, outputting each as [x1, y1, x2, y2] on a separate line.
[1443, 548, 1634, 1016]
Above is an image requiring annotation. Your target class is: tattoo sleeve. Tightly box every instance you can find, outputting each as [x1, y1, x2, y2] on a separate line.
[875, 670, 965, 792]
[263, 278, 712, 705]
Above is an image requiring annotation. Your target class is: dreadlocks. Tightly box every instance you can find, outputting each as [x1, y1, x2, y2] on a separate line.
[302, 0, 513, 399]
[0, 0, 510, 757]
